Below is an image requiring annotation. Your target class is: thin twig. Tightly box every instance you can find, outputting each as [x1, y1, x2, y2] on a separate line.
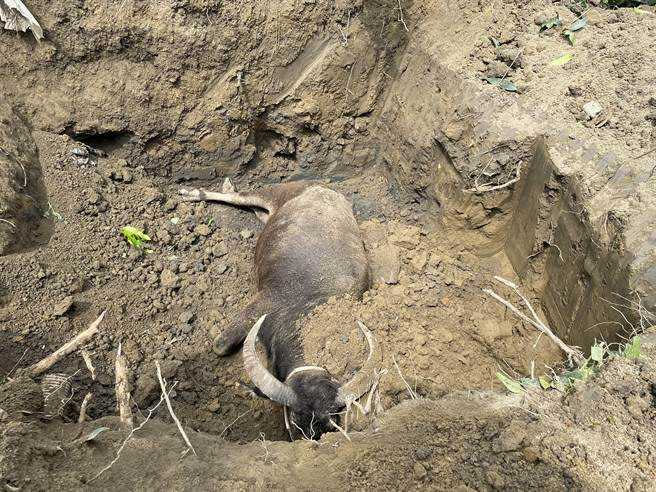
[0, 218, 16, 229]
[155, 361, 197, 456]
[5, 348, 28, 379]
[115, 343, 133, 427]
[397, 0, 409, 31]
[220, 409, 251, 439]
[392, 354, 417, 399]
[29, 311, 106, 376]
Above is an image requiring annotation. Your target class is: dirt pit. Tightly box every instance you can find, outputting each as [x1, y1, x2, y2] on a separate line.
[1, 0, 656, 490]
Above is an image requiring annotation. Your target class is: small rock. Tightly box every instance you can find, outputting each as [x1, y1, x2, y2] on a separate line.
[414, 447, 432, 460]
[340, 335, 349, 344]
[413, 462, 427, 480]
[486, 60, 509, 78]
[53, 296, 74, 316]
[390, 226, 421, 250]
[534, 13, 553, 26]
[216, 262, 228, 275]
[212, 243, 228, 258]
[143, 187, 163, 204]
[179, 310, 195, 324]
[195, 224, 211, 236]
[582, 101, 602, 119]
[411, 250, 428, 272]
[207, 399, 221, 412]
[160, 269, 180, 289]
[180, 323, 193, 334]
[568, 86, 583, 97]
[240, 229, 254, 240]
[164, 199, 177, 211]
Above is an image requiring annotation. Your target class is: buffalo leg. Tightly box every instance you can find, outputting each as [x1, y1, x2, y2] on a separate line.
[213, 294, 271, 356]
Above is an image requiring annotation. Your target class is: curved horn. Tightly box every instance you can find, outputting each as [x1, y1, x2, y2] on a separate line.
[242, 314, 298, 407]
[337, 321, 382, 405]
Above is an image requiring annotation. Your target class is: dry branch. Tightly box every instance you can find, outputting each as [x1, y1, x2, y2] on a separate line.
[483, 276, 584, 363]
[81, 350, 96, 381]
[29, 311, 106, 376]
[115, 343, 133, 427]
[78, 392, 93, 423]
[155, 361, 197, 456]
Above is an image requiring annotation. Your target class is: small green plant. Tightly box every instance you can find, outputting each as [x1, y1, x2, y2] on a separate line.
[497, 337, 642, 394]
[121, 226, 151, 249]
[43, 201, 62, 221]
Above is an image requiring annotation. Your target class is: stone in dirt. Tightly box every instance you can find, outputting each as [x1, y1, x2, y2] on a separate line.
[53, 296, 74, 316]
[160, 269, 179, 289]
[370, 243, 401, 284]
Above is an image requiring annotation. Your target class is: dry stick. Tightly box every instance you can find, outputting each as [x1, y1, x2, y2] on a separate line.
[78, 392, 93, 423]
[0, 218, 16, 229]
[483, 280, 584, 364]
[29, 311, 107, 376]
[155, 361, 197, 456]
[88, 383, 175, 483]
[115, 343, 133, 427]
[81, 350, 96, 381]
[392, 354, 417, 399]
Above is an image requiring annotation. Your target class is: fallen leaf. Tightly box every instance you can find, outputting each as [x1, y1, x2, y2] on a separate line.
[550, 53, 574, 66]
[569, 17, 588, 31]
[484, 77, 518, 92]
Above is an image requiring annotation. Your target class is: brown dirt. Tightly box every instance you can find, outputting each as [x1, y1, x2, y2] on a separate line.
[1, 0, 656, 490]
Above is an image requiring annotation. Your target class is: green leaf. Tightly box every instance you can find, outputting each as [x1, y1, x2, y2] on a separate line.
[550, 53, 574, 66]
[569, 17, 588, 32]
[590, 344, 604, 363]
[520, 377, 540, 389]
[539, 375, 552, 389]
[623, 338, 641, 359]
[496, 372, 525, 394]
[121, 226, 151, 249]
[82, 427, 110, 442]
[484, 77, 518, 92]
[540, 16, 562, 31]
[563, 30, 575, 46]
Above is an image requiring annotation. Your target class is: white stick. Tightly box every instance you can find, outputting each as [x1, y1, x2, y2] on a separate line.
[483, 281, 584, 363]
[78, 392, 93, 423]
[155, 361, 197, 456]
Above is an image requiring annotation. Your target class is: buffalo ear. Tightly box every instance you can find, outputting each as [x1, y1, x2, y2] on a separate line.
[238, 380, 270, 400]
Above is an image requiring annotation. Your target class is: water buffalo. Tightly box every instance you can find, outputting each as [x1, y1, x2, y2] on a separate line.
[179, 180, 381, 440]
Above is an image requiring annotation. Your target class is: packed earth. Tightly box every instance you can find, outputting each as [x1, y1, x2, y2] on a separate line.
[1, 0, 655, 490]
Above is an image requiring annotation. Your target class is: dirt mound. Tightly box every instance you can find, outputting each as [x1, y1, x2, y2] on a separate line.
[1, 335, 655, 490]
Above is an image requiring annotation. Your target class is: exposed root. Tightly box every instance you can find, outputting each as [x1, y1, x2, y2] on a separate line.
[329, 419, 351, 442]
[88, 382, 176, 483]
[115, 343, 133, 427]
[78, 392, 93, 423]
[392, 354, 418, 399]
[155, 361, 197, 456]
[29, 311, 106, 376]
[483, 277, 585, 364]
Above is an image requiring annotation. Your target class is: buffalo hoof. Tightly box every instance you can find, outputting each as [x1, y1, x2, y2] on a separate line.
[212, 333, 235, 356]
[178, 188, 206, 202]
